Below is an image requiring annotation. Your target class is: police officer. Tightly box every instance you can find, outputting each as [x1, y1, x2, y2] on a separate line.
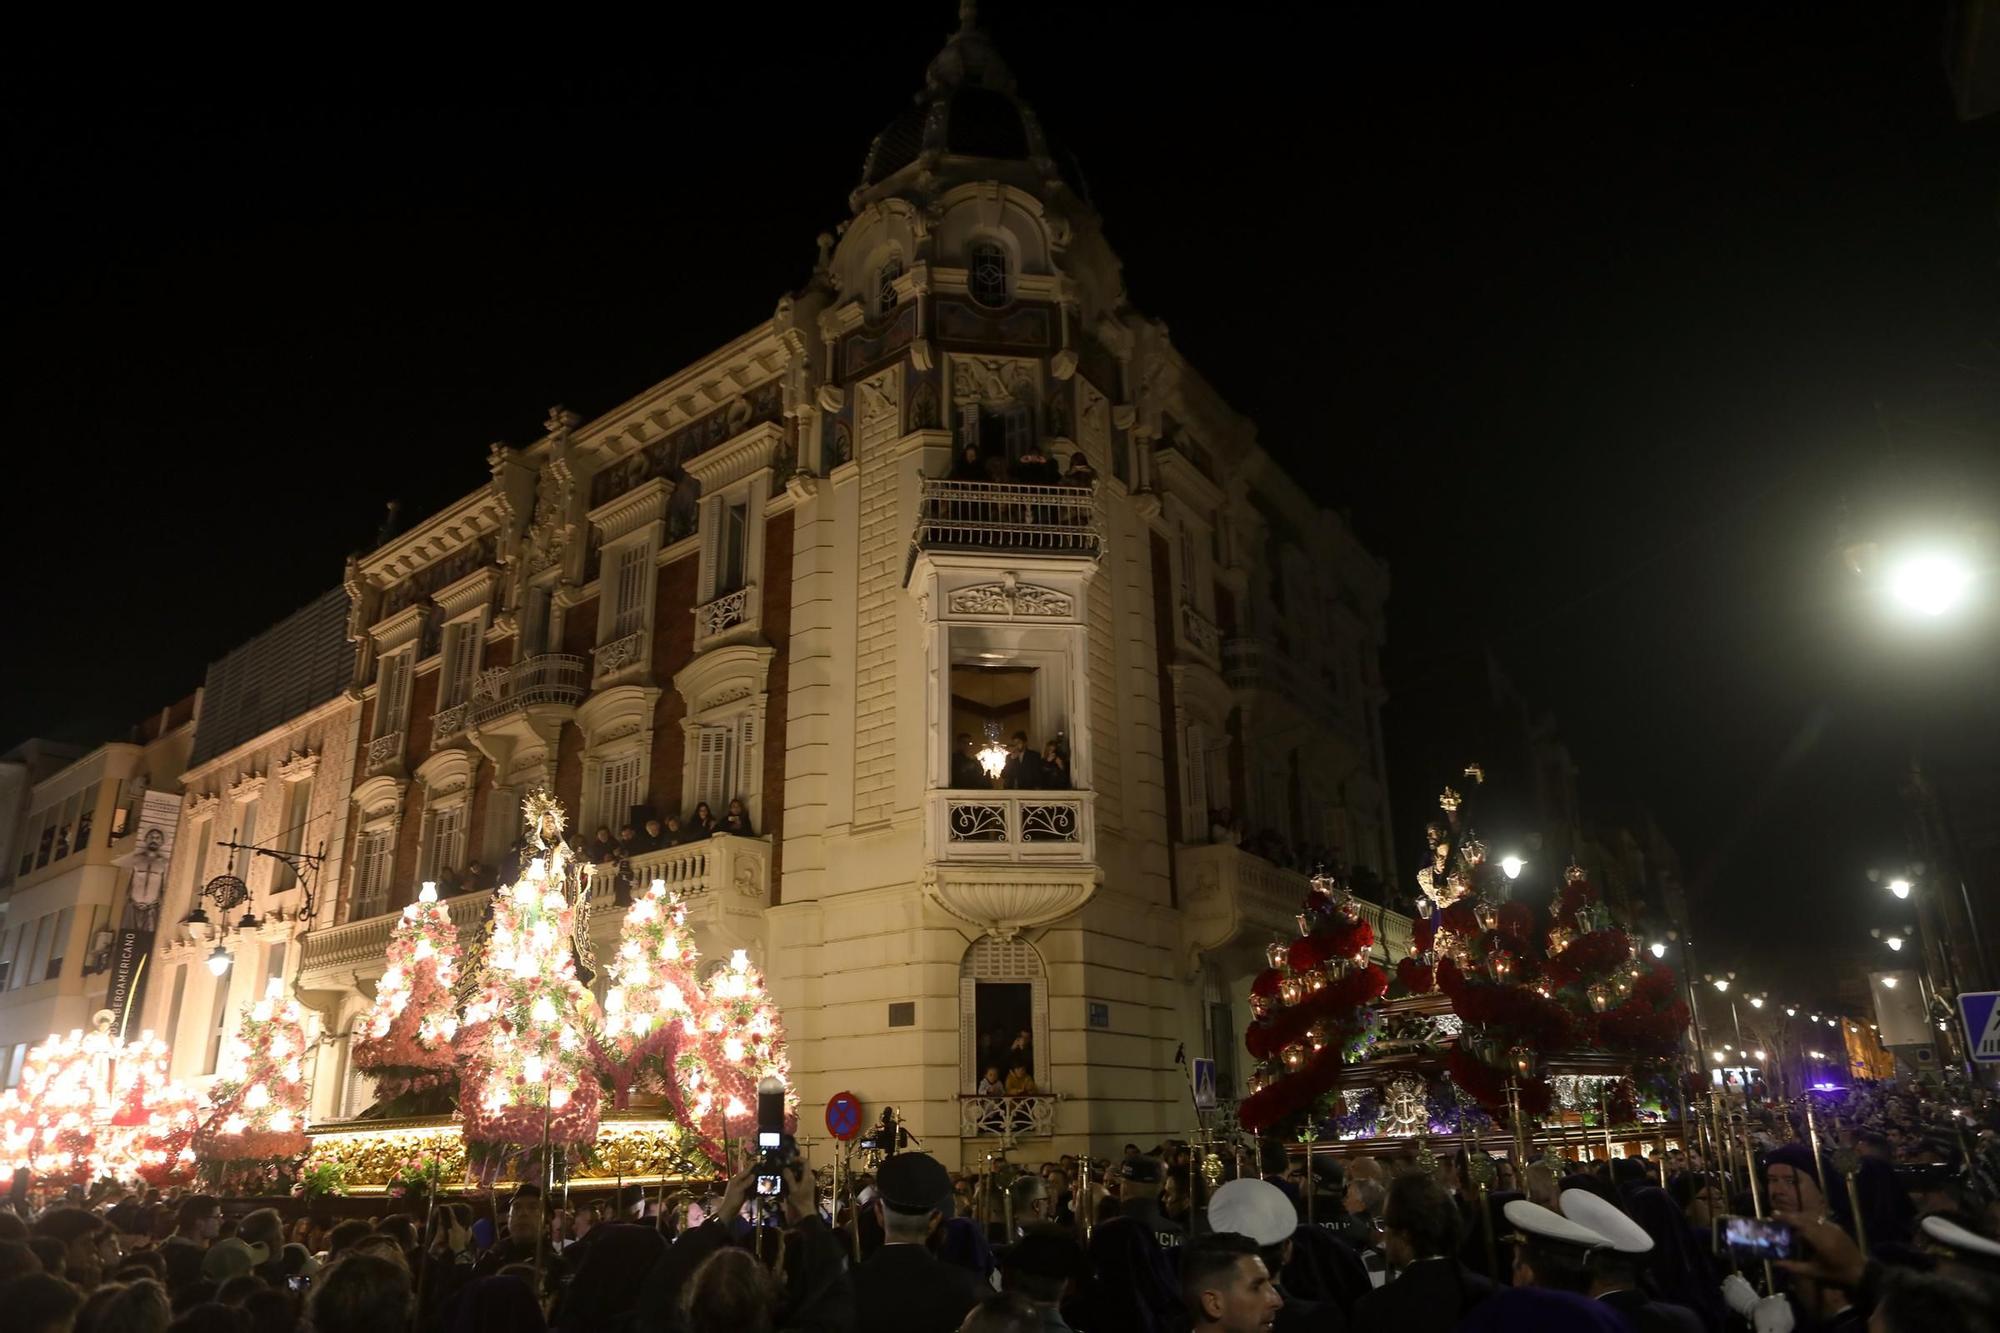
[1115, 1155, 1186, 1252]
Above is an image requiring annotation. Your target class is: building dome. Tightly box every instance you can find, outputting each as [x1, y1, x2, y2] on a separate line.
[856, 2, 1087, 204]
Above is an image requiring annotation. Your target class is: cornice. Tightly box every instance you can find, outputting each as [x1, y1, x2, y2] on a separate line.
[586, 476, 672, 546]
[368, 603, 432, 651]
[433, 566, 503, 621]
[359, 487, 510, 586]
[680, 422, 784, 492]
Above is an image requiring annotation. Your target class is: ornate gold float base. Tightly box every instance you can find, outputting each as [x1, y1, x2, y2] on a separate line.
[304, 1109, 712, 1194]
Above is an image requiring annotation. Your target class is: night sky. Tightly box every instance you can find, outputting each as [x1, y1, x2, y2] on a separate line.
[7, 4, 1996, 1009]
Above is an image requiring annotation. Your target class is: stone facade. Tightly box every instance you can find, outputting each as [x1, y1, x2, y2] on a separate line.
[136, 15, 1401, 1155]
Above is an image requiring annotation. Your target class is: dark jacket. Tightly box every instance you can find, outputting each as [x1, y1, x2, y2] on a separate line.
[1349, 1256, 1496, 1333]
[1002, 750, 1046, 790]
[852, 1241, 983, 1333]
[1597, 1288, 1706, 1333]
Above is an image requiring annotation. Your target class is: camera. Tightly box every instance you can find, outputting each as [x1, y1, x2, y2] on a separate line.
[287, 1275, 310, 1294]
[1715, 1215, 1797, 1261]
[859, 1105, 908, 1155]
[754, 1077, 790, 1202]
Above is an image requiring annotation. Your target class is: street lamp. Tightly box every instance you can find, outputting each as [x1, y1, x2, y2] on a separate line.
[205, 944, 232, 977]
[1882, 976, 1899, 989]
[1749, 996, 1765, 1009]
[1500, 855, 1526, 880]
[1885, 550, 1975, 618]
[1785, 1006, 1797, 1017]
[1649, 941, 1668, 959]
[1887, 877, 1913, 900]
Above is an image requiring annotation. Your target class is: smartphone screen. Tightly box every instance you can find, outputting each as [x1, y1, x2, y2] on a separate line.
[756, 1173, 783, 1198]
[758, 1130, 782, 1150]
[1720, 1215, 1795, 1261]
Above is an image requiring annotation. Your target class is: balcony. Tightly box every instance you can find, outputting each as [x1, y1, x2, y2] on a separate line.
[592, 630, 646, 686]
[364, 732, 405, 778]
[299, 886, 494, 989]
[930, 789, 1094, 862]
[296, 833, 774, 998]
[470, 654, 588, 727]
[1180, 603, 1221, 667]
[912, 480, 1100, 561]
[694, 588, 752, 642]
[959, 1092, 1059, 1138]
[1176, 840, 1414, 975]
[430, 702, 471, 749]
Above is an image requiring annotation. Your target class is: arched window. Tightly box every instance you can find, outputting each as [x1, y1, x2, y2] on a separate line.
[875, 257, 904, 318]
[959, 934, 1049, 1095]
[968, 240, 1010, 308]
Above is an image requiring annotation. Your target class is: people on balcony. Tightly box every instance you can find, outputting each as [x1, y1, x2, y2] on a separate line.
[639, 815, 668, 850]
[586, 825, 617, 865]
[1001, 733, 1043, 789]
[687, 802, 718, 841]
[979, 1068, 1006, 1097]
[433, 864, 464, 898]
[951, 734, 986, 789]
[1039, 740, 1070, 789]
[1004, 1063, 1037, 1096]
[1063, 451, 1097, 485]
[951, 441, 986, 481]
[720, 798, 754, 837]
[660, 813, 686, 845]
[463, 859, 495, 895]
[1012, 442, 1061, 486]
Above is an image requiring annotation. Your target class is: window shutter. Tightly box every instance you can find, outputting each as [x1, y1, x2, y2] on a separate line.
[735, 715, 757, 807]
[443, 621, 479, 707]
[612, 547, 648, 638]
[696, 727, 731, 807]
[698, 507, 722, 603]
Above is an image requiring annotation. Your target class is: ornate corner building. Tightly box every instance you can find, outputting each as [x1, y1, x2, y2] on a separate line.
[130, 14, 1401, 1157]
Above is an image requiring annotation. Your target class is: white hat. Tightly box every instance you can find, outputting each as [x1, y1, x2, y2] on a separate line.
[1560, 1189, 1654, 1255]
[1207, 1178, 1297, 1247]
[1503, 1199, 1612, 1251]
[1923, 1215, 2000, 1261]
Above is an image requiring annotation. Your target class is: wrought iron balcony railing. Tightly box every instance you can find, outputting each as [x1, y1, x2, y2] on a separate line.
[928, 789, 1093, 863]
[959, 1092, 1059, 1138]
[468, 654, 588, 726]
[913, 479, 1100, 559]
[365, 732, 404, 777]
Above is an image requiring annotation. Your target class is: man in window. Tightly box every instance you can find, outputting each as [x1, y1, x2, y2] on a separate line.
[1002, 733, 1045, 789]
[951, 733, 986, 789]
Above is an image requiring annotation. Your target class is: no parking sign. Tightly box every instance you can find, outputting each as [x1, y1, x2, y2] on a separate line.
[826, 1090, 864, 1141]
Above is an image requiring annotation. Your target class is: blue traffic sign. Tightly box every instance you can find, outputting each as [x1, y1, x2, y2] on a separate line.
[1960, 991, 2000, 1064]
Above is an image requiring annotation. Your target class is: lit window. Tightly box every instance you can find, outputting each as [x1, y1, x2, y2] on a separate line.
[969, 241, 1009, 308]
[876, 257, 903, 317]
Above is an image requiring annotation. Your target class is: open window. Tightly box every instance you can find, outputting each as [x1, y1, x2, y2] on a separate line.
[959, 934, 1049, 1095]
[942, 641, 1075, 792]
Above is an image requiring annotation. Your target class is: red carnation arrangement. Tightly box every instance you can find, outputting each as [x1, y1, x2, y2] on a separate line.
[1396, 956, 1436, 995]
[1541, 929, 1633, 989]
[1246, 964, 1389, 1060]
[1445, 1043, 1551, 1121]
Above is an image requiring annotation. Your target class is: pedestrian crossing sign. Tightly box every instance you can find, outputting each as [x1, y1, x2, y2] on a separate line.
[1960, 991, 2000, 1063]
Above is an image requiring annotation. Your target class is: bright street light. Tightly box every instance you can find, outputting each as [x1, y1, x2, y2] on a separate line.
[1785, 1007, 1797, 1017]
[1499, 855, 1525, 880]
[1887, 877, 1913, 900]
[1754, 1050, 1767, 1061]
[1882, 976, 1899, 988]
[1712, 978, 1730, 993]
[1885, 936, 1904, 951]
[1886, 551, 1975, 618]
[1749, 996, 1765, 1009]
[205, 944, 231, 977]
[1649, 941, 1668, 959]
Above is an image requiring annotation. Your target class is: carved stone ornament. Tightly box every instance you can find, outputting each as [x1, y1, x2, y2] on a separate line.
[949, 354, 1038, 408]
[922, 867, 1095, 939]
[274, 748, 320, 783]
[946, 575, 1073, 619]
[698, 683, 754, 712]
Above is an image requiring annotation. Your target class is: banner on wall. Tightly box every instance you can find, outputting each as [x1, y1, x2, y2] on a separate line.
[107, 791, 183, 1038]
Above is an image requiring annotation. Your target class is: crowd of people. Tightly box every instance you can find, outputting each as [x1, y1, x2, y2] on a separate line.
[4, 1078, 1995, 1333]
